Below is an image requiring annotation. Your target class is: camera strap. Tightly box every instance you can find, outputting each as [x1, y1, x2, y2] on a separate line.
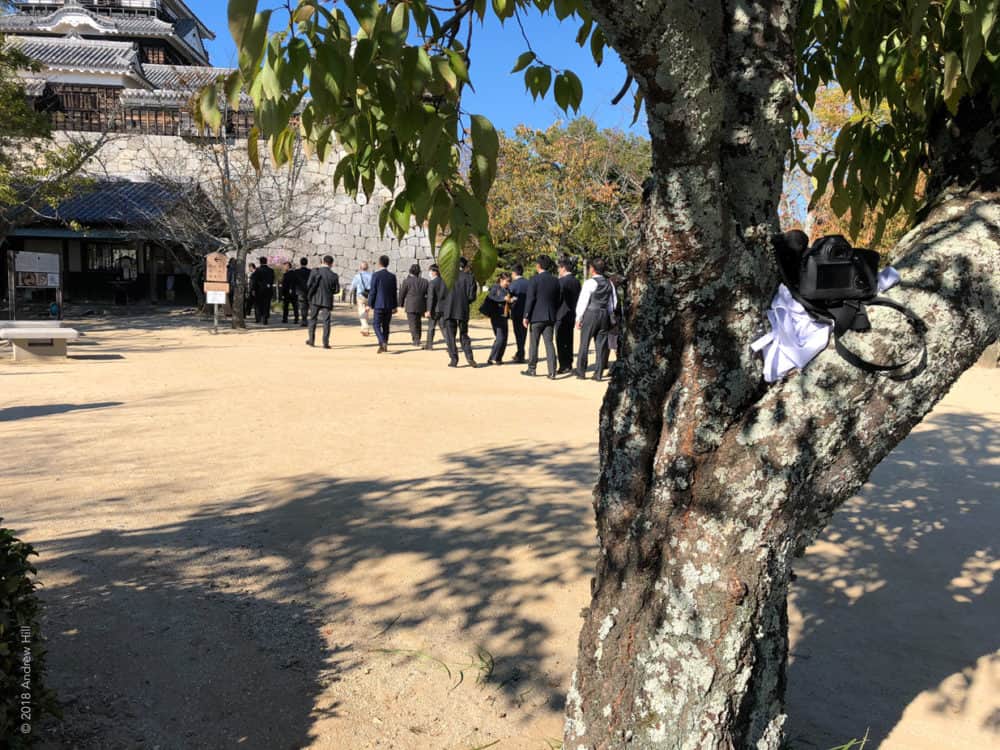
[830, 297, 927, 373]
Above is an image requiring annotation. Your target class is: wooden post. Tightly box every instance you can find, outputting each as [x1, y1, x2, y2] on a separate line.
[7, 248, 15, 321]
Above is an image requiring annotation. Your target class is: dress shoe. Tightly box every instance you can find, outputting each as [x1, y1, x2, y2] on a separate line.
[521, 369, 536, 377]
[466, 360, 478, 368]
[448, 360, 459, 368]
[305, 341, 315, 347]
[485, 360, 496, 366]
[377, 344, 386, 353]
[572, 369, 585, 379]
[547, 373, 557, 380]
[323, 345, 331, 349]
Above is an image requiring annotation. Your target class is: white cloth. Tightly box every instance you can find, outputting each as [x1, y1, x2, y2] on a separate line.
[752, 267, 901, 383]
[575, 275, 618, 320]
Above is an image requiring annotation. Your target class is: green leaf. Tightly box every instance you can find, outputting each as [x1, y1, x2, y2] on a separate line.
[590, 27, 606, 66]
[224, 69, 244, 110]
[942, 51, 964, 113]
[247, 125, 261, 171]
[436, 56, 458, 91]
[390, 3, 409, 34]
[471, 234, 498, 285]
[511, 51, 536, 74]
[447, 50, 471, 84]
[228, 0, 258, 49]
[197, 84, 223, 133]
[438, 235, 461, 289]
[292, 4, 315, 24]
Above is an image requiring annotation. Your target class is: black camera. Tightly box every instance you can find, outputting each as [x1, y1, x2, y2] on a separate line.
[798, 235, 879, 301]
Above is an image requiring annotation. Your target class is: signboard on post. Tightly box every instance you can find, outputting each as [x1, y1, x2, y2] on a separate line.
[205, 252, 228, 283]
[203, 253, 229, 335]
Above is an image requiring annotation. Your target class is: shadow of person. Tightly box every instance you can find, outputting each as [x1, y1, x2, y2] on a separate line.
[786, 412, 999, 747]
[0, 402, 123, 422]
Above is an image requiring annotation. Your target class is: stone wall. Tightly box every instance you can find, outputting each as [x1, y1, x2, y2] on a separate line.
[56, 132, 433, 282]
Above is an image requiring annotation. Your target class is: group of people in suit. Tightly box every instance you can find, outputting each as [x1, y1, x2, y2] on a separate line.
[247, 252, 619, 379]
[481, 254, 618, 380]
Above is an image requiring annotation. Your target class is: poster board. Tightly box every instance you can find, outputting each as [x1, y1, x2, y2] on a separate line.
[14, 252, 61, 288]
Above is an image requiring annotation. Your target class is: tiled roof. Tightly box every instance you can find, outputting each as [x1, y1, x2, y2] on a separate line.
[142, 63, 232, 90]
[4, 34, 146, 77]
[37, 180, 189, 227]
[0, 6, 209, 63]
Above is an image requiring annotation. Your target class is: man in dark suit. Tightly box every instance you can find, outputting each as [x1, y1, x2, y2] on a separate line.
[282, 258, 311, 325]
[522, 254, 561, 379]
[440, 256, 479, 367]
[250, 256, 275, 324]
[509, 263, 530, 363]
[555, 255, 581, 373]
[294, 258, 312, 327]
[305, 255, 340, 348]
[424, 264, 447, 350]
[367, 254, 398, 353]
[398, 263, 430, 346]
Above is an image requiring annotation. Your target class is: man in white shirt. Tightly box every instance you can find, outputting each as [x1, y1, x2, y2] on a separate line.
[349, 261, 373, 336]
[574, 257, 617, 381]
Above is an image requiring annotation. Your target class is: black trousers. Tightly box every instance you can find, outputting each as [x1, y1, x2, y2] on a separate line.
[307, 305, 332, 346]
[444, 318, 474, 363]
[282, 296, 301, 323]
[577, 310, 611, 376]
[372, 309, 392, 346]
[489, 315, 509, 362]
[528, 320, 556, 375]
[555, 314, 576, 370]
[425, 315, 444, 348]
[297, 296, 309, 326]
[253, 289, 271, 323]
[406, 312, 424, 344]
[511, 316, 528, 360]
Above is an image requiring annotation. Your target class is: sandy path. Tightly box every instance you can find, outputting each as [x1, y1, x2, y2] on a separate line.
[0, 310, 996, 749]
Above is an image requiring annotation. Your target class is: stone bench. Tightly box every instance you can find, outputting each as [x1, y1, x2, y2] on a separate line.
[0, 322, 80, 362]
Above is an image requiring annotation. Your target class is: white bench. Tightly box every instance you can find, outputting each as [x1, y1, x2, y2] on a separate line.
[0, 321, 80, 362]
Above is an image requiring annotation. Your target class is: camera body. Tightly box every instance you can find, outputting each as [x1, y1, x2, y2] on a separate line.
[798, 235, 879, 302]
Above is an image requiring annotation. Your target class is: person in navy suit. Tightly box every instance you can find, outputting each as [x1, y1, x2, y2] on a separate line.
[366, 255, 398, 353]
[521, 254, 562, 379]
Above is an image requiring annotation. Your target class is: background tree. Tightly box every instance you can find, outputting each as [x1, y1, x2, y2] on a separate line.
[227, 0, 1000, 747]
[490, 118, 649, 273]
[0, 32, 106, 250]
[782, 84, 921, 254]
[141, 122, 325, 327]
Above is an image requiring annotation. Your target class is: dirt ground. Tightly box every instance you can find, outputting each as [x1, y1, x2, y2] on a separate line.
[0, 308, 996, 750]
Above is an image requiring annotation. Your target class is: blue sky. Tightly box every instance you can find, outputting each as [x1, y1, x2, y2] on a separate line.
[192, 2, 645, 137]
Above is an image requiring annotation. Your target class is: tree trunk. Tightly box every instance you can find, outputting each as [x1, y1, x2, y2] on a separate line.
[567, 1, 1000, 748]
[231, 247, 248, 330]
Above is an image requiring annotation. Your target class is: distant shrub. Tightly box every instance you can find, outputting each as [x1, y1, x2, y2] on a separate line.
[1, 522, 57, 746]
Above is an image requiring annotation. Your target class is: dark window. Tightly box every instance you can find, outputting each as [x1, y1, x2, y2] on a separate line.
[85, 243, 137, 278]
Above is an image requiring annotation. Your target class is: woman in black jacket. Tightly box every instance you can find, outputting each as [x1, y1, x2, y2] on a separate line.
[483, 272, 513, 365]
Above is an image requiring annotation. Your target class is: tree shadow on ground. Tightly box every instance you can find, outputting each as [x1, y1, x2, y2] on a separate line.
[33, 442, 597, 748]
[786, 412, 999, 747]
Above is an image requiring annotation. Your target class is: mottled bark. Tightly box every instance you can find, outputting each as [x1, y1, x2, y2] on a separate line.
[567, 1, 1000, 748]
